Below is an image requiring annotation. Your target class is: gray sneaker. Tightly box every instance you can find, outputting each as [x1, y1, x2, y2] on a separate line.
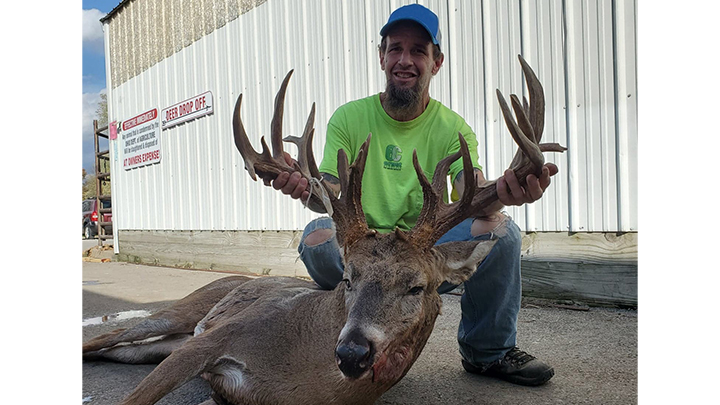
[462, 347, 554, 386]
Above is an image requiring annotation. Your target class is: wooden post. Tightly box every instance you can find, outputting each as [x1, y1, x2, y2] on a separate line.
[93, 120, 102, 246]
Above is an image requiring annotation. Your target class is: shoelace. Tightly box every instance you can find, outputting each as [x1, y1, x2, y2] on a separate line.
[504, 347, 536, 366]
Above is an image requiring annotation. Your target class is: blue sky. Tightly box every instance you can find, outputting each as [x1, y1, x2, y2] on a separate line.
[83, 1, 119, 175]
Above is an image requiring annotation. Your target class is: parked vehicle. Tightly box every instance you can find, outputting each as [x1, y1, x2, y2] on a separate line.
[82, 198, 112, 239]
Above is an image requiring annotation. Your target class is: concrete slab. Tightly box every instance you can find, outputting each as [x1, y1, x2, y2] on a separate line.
[82, 261, 637, 404]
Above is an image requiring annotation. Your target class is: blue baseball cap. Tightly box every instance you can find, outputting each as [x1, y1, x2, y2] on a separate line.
[380, 4, 442, 49]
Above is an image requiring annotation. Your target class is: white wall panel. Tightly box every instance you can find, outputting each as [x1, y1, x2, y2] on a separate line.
[614, 0, 638, 232]
[105, 0, 637, 233]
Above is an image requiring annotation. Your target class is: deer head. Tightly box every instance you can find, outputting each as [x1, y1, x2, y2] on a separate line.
[232, 56, 564, 386]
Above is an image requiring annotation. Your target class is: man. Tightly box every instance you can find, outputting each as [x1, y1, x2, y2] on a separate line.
[273, 4, 558, 386]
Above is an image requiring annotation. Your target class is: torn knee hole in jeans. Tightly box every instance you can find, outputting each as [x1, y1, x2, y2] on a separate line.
[303, 228, 335, 247]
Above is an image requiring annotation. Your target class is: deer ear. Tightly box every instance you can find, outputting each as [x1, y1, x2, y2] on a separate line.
[433, 240, 497, 285]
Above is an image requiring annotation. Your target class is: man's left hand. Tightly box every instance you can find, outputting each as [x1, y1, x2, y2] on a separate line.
[497, 163, 559, 206]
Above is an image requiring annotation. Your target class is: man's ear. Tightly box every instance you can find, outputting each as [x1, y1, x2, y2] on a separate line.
[379, 49, 386, 71]
[431, 53, 444, 75]
[433, 240, 496, 285]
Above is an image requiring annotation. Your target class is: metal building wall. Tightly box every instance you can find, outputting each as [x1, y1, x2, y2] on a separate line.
[105, 0, 637, 234]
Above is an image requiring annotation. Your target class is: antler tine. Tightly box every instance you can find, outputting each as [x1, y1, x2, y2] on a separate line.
[496, 88, 544, 174]
[407, 150, 443, 245]
[333, 134, 372, 249]
[518, 54, 545, 143]
[283, 102, 322, 180]
[539, 143, 567, 153]
[407, 134, 475, 249]
[270, 70, 294, 160]
[232, 94, 261, 181]
[510, 94, 536, 144]
[517, 55, 567, 155]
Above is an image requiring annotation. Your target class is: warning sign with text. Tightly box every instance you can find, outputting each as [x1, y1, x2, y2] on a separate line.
[122, 108, 161, 170]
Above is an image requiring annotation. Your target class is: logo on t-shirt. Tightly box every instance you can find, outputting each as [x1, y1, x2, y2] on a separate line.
[384, 144, 402, 171]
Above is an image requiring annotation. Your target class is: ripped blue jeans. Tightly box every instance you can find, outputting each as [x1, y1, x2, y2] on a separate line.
[297, 215, 522, 367]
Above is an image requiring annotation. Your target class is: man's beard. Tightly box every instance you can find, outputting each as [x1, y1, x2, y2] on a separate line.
[384, 79, 424, 116]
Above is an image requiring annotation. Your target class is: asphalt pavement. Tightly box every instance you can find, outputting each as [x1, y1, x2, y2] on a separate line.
[82, 259, 637, 405]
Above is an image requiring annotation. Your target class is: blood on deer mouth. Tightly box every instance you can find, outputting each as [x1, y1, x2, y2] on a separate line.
[371, 344, 412, 384]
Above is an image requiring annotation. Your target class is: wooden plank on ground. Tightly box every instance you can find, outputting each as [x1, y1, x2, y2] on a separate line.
[520, 232, 637, 307]
[117, 230, 308, 278]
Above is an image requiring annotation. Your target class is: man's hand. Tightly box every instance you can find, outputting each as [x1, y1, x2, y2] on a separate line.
[272, 152, 311, 201]
[497, 163, 558, 206]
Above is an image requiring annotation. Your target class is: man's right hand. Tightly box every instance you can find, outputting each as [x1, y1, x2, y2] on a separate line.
[272, 152, 311, 201]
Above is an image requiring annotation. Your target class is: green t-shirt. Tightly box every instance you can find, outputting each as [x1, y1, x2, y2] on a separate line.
[319, 94, 481, 232]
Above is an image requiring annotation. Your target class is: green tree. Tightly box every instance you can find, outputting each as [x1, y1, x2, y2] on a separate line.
[82, 165, 111, 200]
[85, 93, 111, 200]
[95, 92, 108, 127]
[83, 168, 96, 200]
[82, 168, 90, 199]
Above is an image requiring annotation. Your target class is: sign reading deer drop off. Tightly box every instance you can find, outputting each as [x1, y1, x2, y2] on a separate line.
[122, 108, 161, 170]
[161, 91, 213, 129]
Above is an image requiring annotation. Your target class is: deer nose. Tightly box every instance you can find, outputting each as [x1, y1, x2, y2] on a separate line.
[335, 332, 374, 379]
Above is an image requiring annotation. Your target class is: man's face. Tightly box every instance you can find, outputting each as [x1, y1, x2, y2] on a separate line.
[380, 22, 443, 110]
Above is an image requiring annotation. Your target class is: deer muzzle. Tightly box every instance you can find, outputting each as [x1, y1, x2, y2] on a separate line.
[335, 329, 375, 379]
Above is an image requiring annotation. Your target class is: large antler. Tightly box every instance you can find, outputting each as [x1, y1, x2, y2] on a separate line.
[406, 55, 566, 249]
[232, 70, 372, 248]
[233, 71, 313, 185]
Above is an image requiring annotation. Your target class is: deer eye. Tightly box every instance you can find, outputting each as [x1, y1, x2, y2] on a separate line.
[342, 279, 352, 291]
[408, 286, 424, 295]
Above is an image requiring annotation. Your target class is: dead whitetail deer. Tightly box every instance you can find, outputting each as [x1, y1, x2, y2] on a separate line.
[83, 55, 565, 405]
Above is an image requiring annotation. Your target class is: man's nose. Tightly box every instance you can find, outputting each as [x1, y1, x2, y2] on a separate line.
[398, 49, 412, 66]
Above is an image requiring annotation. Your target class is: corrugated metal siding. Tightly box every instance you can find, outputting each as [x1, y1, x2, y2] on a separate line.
[105, 0, 637, 233]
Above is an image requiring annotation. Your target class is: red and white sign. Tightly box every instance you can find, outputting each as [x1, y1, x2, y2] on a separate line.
[122, 108, 161, 170]
[161, 91, 214, 129]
